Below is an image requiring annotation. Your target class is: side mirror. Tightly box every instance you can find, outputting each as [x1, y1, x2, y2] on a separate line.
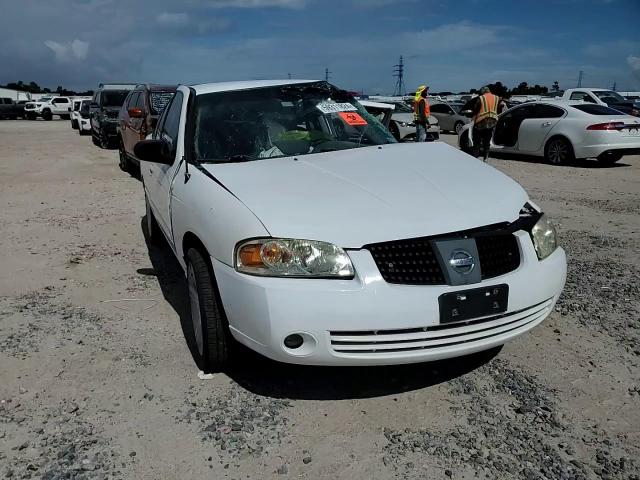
[134, 139, 173, 165]
[128, 107, 145, 119]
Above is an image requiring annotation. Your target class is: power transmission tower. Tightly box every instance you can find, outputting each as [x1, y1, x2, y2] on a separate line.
[577, 70, 584, 88]
[324, 67, 331, 82]
[393, 55, 406, 96]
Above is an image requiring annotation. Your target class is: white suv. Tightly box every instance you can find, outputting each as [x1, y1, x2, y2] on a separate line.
[24, 96, 72, 121]
[70, 97, 91, 129]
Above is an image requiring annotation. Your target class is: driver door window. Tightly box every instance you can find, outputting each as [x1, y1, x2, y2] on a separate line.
[159, 91, 183, 158]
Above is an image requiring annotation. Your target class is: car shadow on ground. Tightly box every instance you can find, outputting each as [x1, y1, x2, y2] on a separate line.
[140, 218, 500, 401]
[490, 152, 631, 168]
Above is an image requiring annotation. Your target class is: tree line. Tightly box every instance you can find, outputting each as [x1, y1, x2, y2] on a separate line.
[434, 81, 561, 98]
[0, 80, 94, 97]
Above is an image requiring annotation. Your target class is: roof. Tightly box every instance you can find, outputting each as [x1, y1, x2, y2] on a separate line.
[359, 100, 395, 110]
[135, 84, 178, 92]
[191, 79, 319, 95]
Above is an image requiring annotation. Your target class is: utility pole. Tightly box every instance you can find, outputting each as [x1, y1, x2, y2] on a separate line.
[393, 55, 406, 96]
[612, 81, 617, 91]
[287, 72, 292, 79]
[577, 70, 584, 88]
[324, 67, 331, 82]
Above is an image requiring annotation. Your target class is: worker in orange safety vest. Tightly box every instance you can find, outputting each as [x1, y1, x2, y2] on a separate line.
[470, 86, 501, 161]
[413, 85, 431, 142]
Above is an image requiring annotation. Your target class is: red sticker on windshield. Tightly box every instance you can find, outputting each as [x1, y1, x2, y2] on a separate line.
[338, 111, 368, 126]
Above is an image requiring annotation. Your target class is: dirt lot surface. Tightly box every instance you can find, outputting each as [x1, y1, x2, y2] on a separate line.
[1, 120, 639, 480]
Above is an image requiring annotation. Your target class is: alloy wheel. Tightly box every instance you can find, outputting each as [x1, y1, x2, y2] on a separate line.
[548, 139, 568, 164]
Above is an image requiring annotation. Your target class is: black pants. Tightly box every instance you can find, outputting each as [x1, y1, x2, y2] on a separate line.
[475, 127, 493, 159]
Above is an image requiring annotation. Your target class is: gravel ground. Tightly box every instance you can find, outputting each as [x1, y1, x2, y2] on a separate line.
[1, 120, 639, 479]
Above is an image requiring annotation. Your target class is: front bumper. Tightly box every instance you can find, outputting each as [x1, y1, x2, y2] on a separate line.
[79, 118, 92, 131]
[100, 120, 119, 138]
[213, 231, 566, 366]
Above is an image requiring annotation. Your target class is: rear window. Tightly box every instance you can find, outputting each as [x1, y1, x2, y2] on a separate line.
[150, 91, 175, 115]
[571, 105, 624, 115]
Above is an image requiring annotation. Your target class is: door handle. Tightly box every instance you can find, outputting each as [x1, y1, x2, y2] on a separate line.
[541, 122, 552, 127]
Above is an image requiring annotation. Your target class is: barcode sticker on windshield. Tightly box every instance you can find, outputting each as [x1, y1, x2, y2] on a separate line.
[316, 102, 358, 114]
[338, 111, 368, 126]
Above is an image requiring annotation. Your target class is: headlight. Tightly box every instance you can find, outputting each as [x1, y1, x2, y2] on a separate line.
[236, 238, 354, 278]
[400, 122, 415, 127]
[530, 215, 558, 260]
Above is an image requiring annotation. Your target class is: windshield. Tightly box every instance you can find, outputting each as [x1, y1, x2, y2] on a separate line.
[37, 97, 52, 103]
[593, 91, 626, 103]
[101, 90, 129, 107]
[394, 102, 413, 113]
[193, 82, 396, 163]
[73, 101, 82, 111]
[149, 91, 175, 115]
[449, 104, 462, 113]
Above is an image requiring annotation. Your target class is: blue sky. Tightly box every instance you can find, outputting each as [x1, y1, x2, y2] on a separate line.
[1, 0, 638, 93]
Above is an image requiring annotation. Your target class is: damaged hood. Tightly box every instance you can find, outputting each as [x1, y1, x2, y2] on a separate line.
[203, 142, 528, 248]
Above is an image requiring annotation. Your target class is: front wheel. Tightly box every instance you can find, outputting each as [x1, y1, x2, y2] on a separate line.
[118, 138, 129, 172]
[544, 137, 574, 165]
[454, 121, 464, 135]
[91, 130, 100, 146]
[186, 248, 230, 373]
[42, 110, 52, 121]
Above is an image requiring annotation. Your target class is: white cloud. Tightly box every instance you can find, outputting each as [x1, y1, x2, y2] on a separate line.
[628, 55, 640, 80]
[156, 12, 189, 26]
[44, 39, 90, 62]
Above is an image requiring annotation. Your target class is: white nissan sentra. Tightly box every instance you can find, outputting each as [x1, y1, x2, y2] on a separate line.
[135, 80, 566, 372]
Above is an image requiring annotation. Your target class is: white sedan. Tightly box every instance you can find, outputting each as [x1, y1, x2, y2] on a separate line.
[460, 101, 640, 164]
[135, 79, 566, 372]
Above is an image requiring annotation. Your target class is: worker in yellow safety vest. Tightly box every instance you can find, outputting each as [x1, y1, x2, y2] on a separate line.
[413, 85, 431, 142]
[470, 86, 501, 161]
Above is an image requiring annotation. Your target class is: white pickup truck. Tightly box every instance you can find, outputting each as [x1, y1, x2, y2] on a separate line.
[134, 80, 565, 373]
[24, 96, 72, 120]
[560, 88, 639, 117]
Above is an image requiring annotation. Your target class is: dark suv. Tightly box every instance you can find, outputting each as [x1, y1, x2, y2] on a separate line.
[117, 84, 176, 172]
[90, 83, 136, 149]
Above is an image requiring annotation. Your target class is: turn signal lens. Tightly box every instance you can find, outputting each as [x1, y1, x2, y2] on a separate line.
[238, 244, 263, 267]
[236, 238, 355, 278]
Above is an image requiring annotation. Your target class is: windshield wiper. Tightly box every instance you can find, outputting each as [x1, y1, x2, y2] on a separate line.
[199, 154, 255, 164]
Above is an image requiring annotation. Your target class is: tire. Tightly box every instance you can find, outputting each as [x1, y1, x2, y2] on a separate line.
[42, 109, 52, 121]
[26, 113, 36, 120]
[144, 192, 162, 244]
[544, 137, 574, 165]
[186, 247, 230, 372]
[454, 121, 464, 135]
[91, 130, 100, 146]
[389, 121, 401, 141]
[61, 114, 70, 120]
[71, 120, 78, 130]
[118, 138, 130, 172]
[100, 130, 110, 149]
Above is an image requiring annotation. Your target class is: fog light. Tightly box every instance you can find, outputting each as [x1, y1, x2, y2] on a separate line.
[284, 334, 304, 349]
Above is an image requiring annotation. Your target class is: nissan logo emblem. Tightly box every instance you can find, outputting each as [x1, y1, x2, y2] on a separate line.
[449, 250, 475, 274]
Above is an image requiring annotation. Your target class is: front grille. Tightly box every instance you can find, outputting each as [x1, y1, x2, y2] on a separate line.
[367, 241, 445, 285]
[365, 230, 521, 285]
[329, 298, 553, 355]
[105, 110, 119, 118]
[476, 234, 520, 279]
